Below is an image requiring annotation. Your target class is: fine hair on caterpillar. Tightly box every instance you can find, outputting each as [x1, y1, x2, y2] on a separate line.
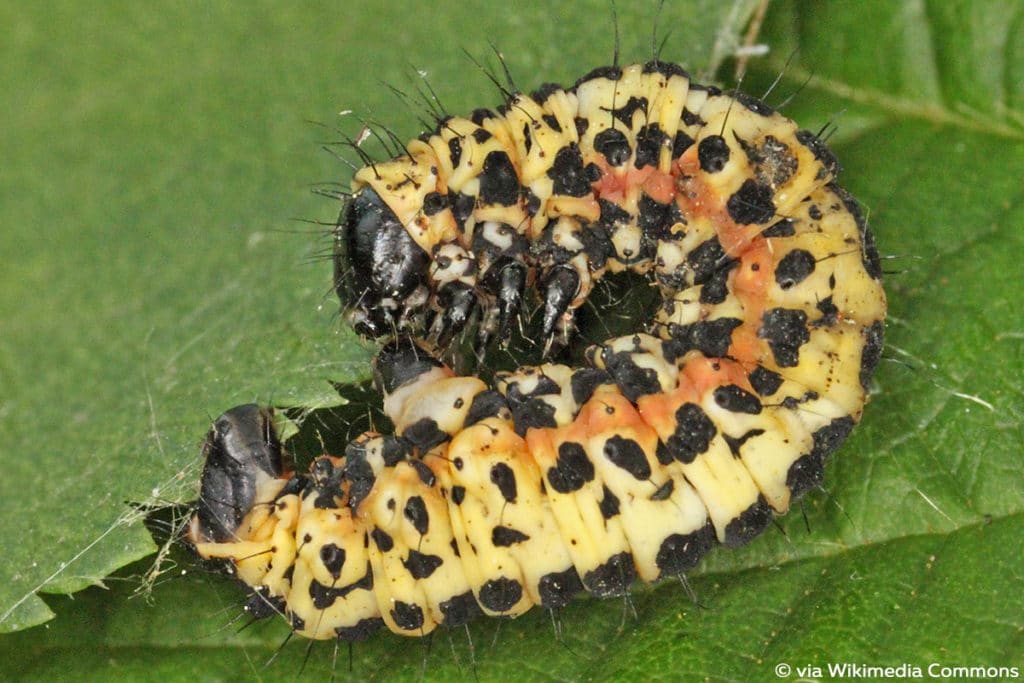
[184, 7, 886, 654]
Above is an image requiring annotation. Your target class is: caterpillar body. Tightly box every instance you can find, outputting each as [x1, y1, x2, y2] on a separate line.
[335, 61, 882, 356]
[186, 59, 886, 642]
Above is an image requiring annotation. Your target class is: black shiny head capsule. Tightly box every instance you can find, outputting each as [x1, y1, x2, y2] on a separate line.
[335, 187, 430, 338]
[192, 404, 282, 543]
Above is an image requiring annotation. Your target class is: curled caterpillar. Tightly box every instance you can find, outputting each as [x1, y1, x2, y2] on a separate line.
[186, 59, 886, 641]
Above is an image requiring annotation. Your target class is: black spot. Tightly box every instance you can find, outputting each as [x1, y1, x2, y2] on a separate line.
[860, 224, 883, 280]
[546, 442, 596, 493]
[860, 321, 885, 390]
[681, 108, 703, 126]
[673, 130, 695, 158]
[598, 197, 631, 228]
[655, 523, 716, 575]
[507, 395, 557, 434]
[599, 485, 620, 519]
[775, 249, 816, 289]
[471, 128, 492, 143]
[401, 417, 447, 451]
[244, 587, 283, 620]
[537, 567, 584, 609]
[650, 479, 674, 501]
[439, 591, 481, 626]
[781, 391, 819, 410]
[598, 348, 661, 401]
[713, 384, 763, 414]
[664, 318, 743, 360]
[815, 296, 840, 327]
[698, 135, 730, 173]
[371, 528, 393, 553]
[532, 82, 563, 102]
[403, 550, 444, 579]
[582, 222, 613, 269]
[759, 308, 810, 367]
[479, 151, 520, 206]
[749, 366, 784, 396]
[452, 192, 475, 229]
[808, 204, 823, 220]
[549, 144, 591, 197]
[319, 543, 345, 579]
[335, 617, 384, 642]
[699, 260, 736, 304]
[505, 380, 559, 434]
[582, 552, 636, 598]
[342, 448, 376, 512]
[575, 64, 622, 86]
[372, 339, 444, 393]
[787, 416, 856, 497]
[642, 60, 690, 79]
[723, 496, 773, 547]
[687, 237, 726, 285]
[447, 137, 462, 166]
[404, 496, 429, 535]
[542, 113, 562, 132]
[478, 577, 523, 612]
[422, 191, 447, 216]
[727, 178, 776, 224]
[610, 96, 647, 127]
[594, 128, 631, 166]
[490, 462, 517, 503]
[603, 435, 651, 480]
[637, 194, 670, 237]
[762, 218, 796, 237]
[465, 389, 509, 426]
[390, 601, 425, 631]
[733, 91, 775, 116]
[335, 618, 385, 643]
[570, 367, 610, 405]
[655, 441, 673, 466]
[796, 129, 839, 177]
[408, 459, 436, 487]
[491, 526, 530, 547]
[723, 428, 766, 457]
[635, 124, 668, 169]
[668, 403, 717, 464]
[450, 485, 466, 505]
[309, 569, 371, 610]
[523, 188, 541, 216]
[382, 436, 409, 466]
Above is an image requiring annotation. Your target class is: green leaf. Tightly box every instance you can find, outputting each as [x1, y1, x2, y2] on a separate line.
[2, 0, 1022, 681]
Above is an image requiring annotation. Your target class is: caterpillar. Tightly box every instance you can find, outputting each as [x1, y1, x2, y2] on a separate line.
[185, 58, 886, 642]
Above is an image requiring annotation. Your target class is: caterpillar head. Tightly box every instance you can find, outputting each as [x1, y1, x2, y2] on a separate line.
[335, 188, 430, 338]
[188, 404, 283, 543]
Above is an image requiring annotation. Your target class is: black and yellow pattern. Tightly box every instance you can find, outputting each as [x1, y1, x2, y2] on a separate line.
[187, 60, 886, 641]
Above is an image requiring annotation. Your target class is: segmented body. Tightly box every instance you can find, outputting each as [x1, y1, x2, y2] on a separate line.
[188, 60, 886, 641]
